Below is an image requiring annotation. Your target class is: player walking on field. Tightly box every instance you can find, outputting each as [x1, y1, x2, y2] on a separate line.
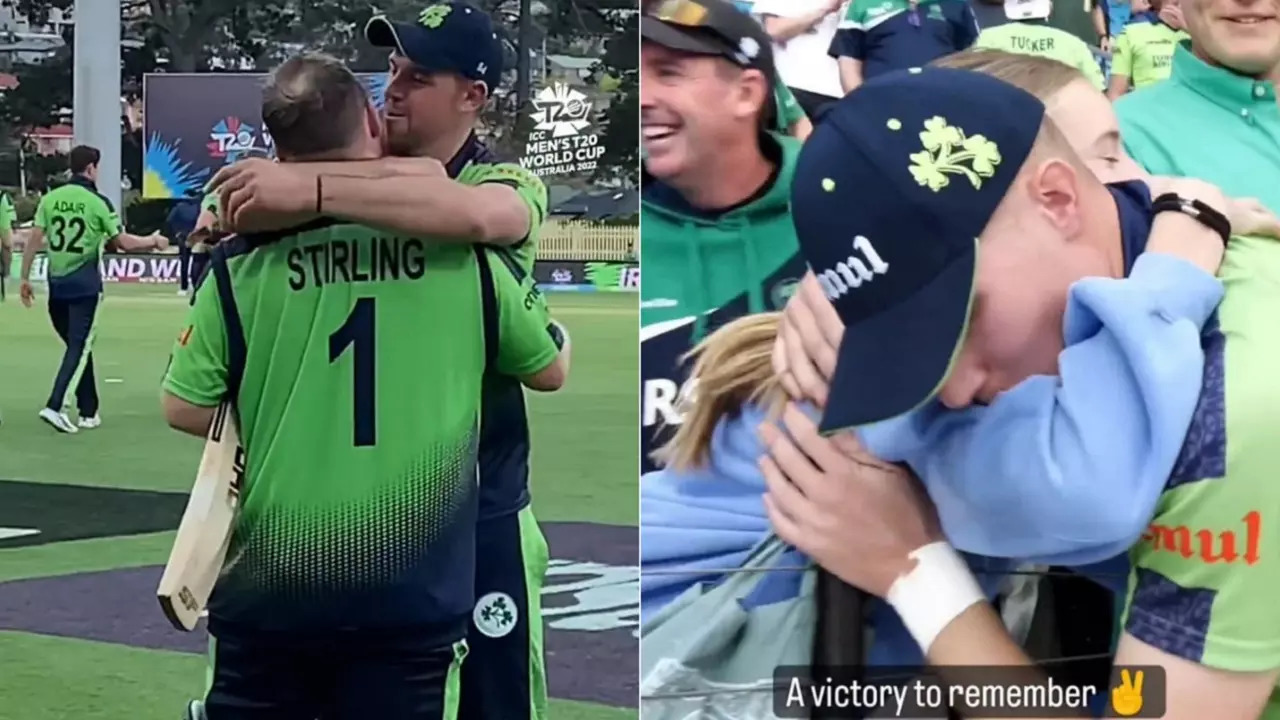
[207, 5, 560, 717]
[18, 145, 167, 433]
[162, 53, 568, 720]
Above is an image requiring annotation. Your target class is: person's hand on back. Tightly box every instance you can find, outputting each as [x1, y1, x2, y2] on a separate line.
[1225, 197, 1280, 240]
[773, 272, 844, 408]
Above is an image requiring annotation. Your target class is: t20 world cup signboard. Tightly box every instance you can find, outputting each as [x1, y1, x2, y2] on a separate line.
[141, 73, 389, 199]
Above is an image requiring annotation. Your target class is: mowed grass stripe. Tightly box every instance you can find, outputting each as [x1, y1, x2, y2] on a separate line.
[0, 631, 634, 720]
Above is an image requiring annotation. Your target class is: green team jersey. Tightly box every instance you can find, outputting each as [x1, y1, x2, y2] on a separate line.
[34, 176, 122, 300]
[774, 80, 808, 134]
[0, 192, 16, 232]
[447, 136, 554, 519]
[1117, 44, 1280, 716]
[1121, 235, 1280, 717]
[973, 23, 1105, 91]
[1111, 18, 1186, 88]
[162, 220, 560, 635]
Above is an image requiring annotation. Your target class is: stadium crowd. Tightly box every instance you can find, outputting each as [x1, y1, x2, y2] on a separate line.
[640, 0, 1280, 717]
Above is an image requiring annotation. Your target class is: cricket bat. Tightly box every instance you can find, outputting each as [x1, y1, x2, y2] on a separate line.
[157, 400, 245, 632]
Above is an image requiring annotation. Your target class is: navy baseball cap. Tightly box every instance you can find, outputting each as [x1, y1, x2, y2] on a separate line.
[790, 67, 1045, 432]
[365, 2, 503, 93]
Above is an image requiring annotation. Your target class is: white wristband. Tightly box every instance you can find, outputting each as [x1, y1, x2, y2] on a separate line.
[886, 542, 986, 655]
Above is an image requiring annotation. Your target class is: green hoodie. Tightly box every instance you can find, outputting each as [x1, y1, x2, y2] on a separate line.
[640, 133, 807, 471]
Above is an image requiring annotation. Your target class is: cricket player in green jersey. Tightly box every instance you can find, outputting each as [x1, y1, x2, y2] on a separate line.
[19, 145, 167, 434]
[202, 6, 561, 718]
[1106, 1, 1188, 98]
[163, 52, 568, 720]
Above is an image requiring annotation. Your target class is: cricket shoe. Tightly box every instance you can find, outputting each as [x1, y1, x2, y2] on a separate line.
[38, 408, 77, 434]
[183, 700, 207, 720]
[78, 415, 101, 429]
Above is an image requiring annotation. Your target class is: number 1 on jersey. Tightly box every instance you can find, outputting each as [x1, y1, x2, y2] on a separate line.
[329, 297, 376, 447]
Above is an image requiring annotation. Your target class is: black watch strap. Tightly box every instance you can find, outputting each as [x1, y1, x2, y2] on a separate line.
[1151, 192, 1231, 246]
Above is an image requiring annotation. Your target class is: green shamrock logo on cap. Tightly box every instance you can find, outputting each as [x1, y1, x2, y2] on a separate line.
[420, 4, 452, 28]
[908, 116, 1001, 192]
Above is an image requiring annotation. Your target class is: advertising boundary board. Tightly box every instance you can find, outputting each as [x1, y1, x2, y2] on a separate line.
[10, 254, 639, 293]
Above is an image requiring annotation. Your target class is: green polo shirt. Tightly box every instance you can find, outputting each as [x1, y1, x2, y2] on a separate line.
[1117, 42, 1280, 213]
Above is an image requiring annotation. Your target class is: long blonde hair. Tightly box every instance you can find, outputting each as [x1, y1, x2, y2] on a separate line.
[651, 313, 785, 471]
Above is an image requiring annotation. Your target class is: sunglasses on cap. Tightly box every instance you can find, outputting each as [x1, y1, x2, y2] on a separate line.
[648, 0, 713, 26]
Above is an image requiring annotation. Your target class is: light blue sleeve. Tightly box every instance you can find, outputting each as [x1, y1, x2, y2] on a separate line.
[860, 252, 1223, 566]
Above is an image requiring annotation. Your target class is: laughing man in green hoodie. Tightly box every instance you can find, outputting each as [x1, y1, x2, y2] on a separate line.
[640, 0, 808, 472]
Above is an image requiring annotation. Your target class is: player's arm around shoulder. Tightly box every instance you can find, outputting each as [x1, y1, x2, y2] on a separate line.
[484, 247, 569, 391]
[162, 276, 231, 436]
[307, 161, 544, 246]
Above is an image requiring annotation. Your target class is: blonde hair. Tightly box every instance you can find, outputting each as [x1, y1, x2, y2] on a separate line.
[931, 49, 1087, 100]
[651, 313, 785, 471]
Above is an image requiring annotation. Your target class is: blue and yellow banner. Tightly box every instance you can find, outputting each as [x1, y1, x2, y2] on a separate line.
[141, 73, 389, 199]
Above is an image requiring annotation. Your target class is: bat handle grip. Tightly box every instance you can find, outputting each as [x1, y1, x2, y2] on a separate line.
[811, 569, 868, 719]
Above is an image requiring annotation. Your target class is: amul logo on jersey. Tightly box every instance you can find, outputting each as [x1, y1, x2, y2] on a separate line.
[520, 83, 606, 178]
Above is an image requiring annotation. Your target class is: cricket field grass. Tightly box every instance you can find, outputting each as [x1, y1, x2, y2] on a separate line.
[0, 284, 638, 720]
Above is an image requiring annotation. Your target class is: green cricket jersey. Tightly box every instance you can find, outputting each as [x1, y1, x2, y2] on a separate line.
[640, 132, 807, 472]
[1111, 15, 1186, 89]
[447, 135, 554, 520]
[163, 221, 560, 636]
[34, 176, 122, 300]
[1117, 40, 1280, 718]
[973, 22, 1105, 91]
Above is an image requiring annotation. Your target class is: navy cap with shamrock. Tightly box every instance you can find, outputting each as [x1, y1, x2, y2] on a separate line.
[790, 66, 1045, 432]
[365, 2, 503, 93]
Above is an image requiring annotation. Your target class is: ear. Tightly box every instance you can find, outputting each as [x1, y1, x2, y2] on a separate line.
[1026, 158, 1084, 238]
[733, 68, 769, 123]
[460, 80, 489, 114]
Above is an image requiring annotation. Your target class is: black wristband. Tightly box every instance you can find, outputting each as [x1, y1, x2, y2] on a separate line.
[315, 175, 323, 214]
[1151, 192, 1231, 246]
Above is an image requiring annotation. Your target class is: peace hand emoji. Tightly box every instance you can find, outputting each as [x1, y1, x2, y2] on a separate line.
[1111, 669, 1145, 717]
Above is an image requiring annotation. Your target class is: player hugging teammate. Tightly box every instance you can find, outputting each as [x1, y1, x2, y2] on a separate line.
[167, 4, 573, 719]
